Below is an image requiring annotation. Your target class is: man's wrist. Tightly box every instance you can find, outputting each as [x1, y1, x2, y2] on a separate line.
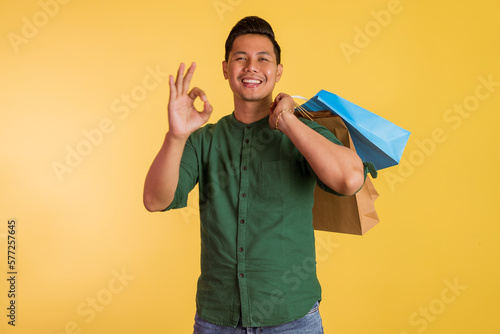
[165, 130, 190, 144]
[275, 109, 295, 132]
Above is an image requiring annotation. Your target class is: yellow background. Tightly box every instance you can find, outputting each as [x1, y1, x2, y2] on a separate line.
[1, 0, 499, 333]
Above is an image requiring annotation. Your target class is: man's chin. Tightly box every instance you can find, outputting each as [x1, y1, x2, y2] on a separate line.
[237, 92, 272, 102]
[241, 96, 263, 102]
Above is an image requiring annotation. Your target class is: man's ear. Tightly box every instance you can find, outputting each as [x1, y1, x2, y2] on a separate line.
[222, 60, 228, 80]
[276, 64, 283, 82]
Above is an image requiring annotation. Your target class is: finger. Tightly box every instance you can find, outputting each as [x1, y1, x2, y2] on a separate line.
[274, 93, 285, 103]
[182, 62, 196, 95]
[175, 63, 185, 93]
[269, 101, 277, 113]
[188, 87, 208, 102]
[273, 93, 293, 112]
[168, 75, 177, 101]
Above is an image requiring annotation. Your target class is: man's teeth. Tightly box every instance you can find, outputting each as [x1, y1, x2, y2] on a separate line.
[242, 79, 261, 84]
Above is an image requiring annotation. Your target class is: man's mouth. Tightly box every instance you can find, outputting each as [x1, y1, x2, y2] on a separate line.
[241, 78, 263, 87]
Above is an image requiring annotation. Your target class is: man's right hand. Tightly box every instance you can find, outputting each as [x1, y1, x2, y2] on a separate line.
[168, 62, 213, 139]
[143, 62, 212, 212]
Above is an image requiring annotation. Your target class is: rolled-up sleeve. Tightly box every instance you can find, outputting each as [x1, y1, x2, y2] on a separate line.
[301, 119, 377, 197]
[163, 135, 199, 211]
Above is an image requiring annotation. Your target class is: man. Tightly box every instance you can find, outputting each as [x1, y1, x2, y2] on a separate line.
[144, 16, 369, 333]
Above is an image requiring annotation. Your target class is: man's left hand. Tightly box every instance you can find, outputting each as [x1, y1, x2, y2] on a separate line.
[269, 93, 295, 131]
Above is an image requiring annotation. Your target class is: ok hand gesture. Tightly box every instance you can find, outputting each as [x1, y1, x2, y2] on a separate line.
[168, 62, 213, 139]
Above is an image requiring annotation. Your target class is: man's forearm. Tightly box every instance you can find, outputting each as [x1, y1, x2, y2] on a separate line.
[279, 112, 365, 195]
[143, 132, 188, 212]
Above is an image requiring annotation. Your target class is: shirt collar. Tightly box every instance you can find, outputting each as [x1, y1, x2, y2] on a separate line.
[230, 112, 270, 130]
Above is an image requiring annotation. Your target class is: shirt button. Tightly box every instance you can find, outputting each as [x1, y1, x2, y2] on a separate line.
[244, 139, 249, 144]
[240, 219, 245, 224]
[246, 125, 251, 129]
[239, 273, 245, 278]
[242, 166, 247, 171]
[238, 247, 244, 252]
[241, 193, 246, 198]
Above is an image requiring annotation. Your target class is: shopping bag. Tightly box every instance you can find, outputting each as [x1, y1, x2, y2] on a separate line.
[297, 90, 411, 170]
[295, 109, 379, 235]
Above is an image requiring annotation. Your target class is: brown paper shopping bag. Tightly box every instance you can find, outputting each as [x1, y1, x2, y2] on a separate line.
[296, 110, 380, 235]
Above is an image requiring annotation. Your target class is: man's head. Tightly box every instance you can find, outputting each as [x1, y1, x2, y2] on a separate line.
[225, 16, 281, 65]
[223, 16, 283, 103]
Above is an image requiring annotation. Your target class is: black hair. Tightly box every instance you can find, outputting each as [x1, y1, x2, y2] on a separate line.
[224, 16, 281, 64]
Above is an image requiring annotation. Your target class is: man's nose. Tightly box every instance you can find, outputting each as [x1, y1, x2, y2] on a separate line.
[244, 59, 259, 72]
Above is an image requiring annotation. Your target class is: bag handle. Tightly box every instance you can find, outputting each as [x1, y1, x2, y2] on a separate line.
[291, 95, 309, 102]
[291, 95, 314, 120]
[291, 96, 336, 120]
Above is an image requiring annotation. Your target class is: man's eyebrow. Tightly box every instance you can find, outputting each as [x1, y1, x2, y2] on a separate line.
[231, 51, 272, 56]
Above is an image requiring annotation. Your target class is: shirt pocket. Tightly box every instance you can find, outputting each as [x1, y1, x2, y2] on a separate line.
[258, 160, 291, 199]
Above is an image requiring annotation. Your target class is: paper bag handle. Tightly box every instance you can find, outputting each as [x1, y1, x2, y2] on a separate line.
[291, 95, 314, 120]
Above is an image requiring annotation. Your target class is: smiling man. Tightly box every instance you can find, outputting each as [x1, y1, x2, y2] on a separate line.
[143, 16, 369, 333]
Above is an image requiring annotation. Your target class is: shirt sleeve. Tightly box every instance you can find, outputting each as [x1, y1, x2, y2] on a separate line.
[300, 118, 377, 197]
[162, 134, 200, 211]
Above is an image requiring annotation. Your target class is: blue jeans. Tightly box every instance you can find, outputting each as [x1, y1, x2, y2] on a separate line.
[193, 301, 323, 334]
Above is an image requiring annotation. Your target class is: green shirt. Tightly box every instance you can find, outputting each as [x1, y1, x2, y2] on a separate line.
[166, 113, 348, 327]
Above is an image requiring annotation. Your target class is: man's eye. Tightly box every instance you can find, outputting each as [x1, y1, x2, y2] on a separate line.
[260, 58, 269, 61]
[236, 57, 246, 61]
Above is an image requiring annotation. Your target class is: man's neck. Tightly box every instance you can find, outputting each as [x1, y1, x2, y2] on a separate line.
[233, 96, 272, 124]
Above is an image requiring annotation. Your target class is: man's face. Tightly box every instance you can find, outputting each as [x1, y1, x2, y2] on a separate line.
[223, 34, 283, 103]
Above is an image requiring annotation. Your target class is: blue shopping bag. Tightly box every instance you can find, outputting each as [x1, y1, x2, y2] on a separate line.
[298, 90, 411, 170]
